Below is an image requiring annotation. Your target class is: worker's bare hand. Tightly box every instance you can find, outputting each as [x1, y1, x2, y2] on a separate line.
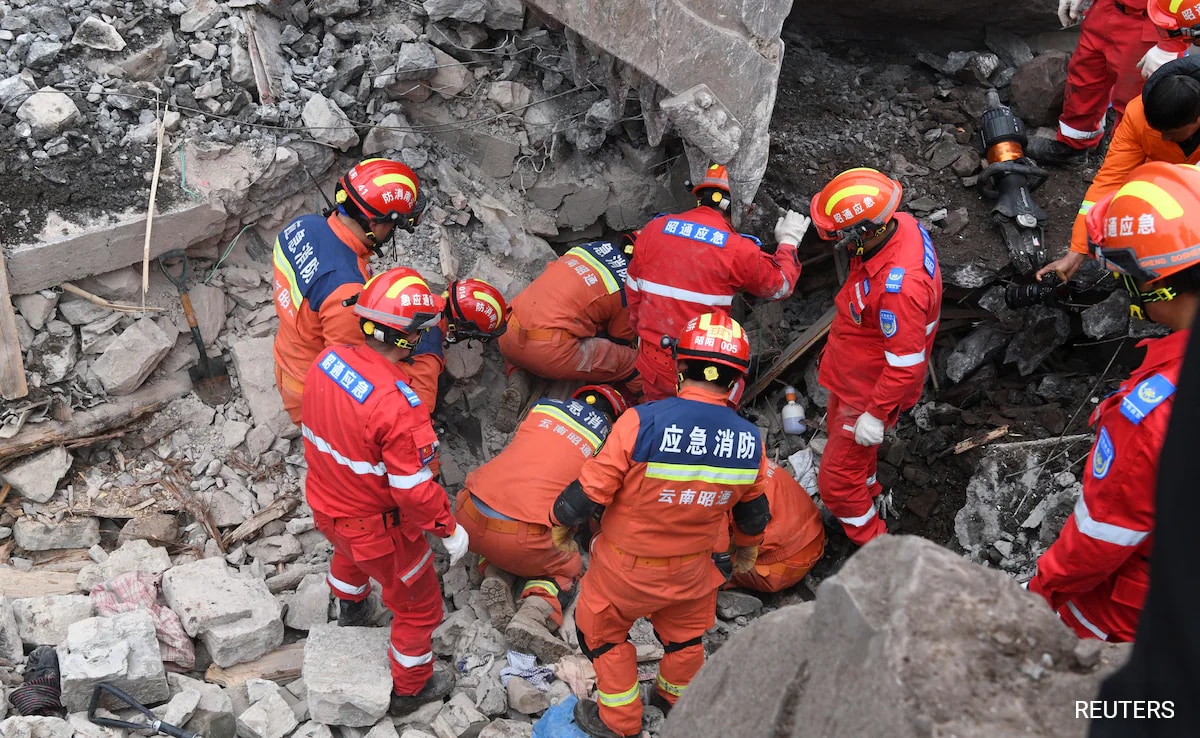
[1036, 251, 1086, 282]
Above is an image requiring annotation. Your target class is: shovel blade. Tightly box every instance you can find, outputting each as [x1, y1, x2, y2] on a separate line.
[189, 363, 233, 406]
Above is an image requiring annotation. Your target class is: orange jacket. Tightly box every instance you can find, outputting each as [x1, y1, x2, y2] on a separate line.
[465, 398, 613, 523]
[1070, 93, 1200, 255]
[576, 384, 768, 557]
[506, 241, 634, 344]
[272, 214, 372, 391]
[717, 460, 824, 565]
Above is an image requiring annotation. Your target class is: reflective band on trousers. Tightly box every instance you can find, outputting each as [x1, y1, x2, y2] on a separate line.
[401, 548, 434, 584]
[302, 424, 385, 476]
[926, 320, 938, 335]
[656, 674, 686, 697]
[522, 579, 560, 596]
[327, 572, 368, 596]
[866, 473, 877, 487]
[838, 504, 878, 528]
[1073, 496, 1150, 547]
[598, 682, 641, 708]
[391, 644, 434, 668]
[885, 349, 925, 367]
[1066, 601, 1109, 641]
[625, 276, 734, 306]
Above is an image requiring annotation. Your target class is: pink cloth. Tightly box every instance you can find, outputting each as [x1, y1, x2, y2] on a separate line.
[90, 571, 195, 669]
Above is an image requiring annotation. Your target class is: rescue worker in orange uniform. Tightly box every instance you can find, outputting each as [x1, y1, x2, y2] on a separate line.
[497, 240, 639, 425]
[1029, 162, 1200, 642]
[300, 267, 471, 713]
[715, 460, 825, 593]
[453, 384, 628, 661]
[810, 168, 943, 547]
[551, 312, 771, 738]
[1040, 56, 1200, 281]
[626, 164, 809, 401]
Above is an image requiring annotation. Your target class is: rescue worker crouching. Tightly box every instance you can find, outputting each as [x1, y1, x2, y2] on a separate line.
[300, 267, 470, 714]
[1029, 162, 1200, 642]
[810, 167, 944, 547]
[452, 384, 629, 662]
[272, 158, 427, 423]
[551, 312, 771, 738]
[625, 163, 809, 401]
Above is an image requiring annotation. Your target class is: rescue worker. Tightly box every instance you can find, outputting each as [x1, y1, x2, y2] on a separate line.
[551, 312, 771, 738]
[1026, 0, 1189, 164]
[300, 267, 471, 713]
[1029, 161, 1200, 642]
[1039, 56, 1200, 281]
[496, 241, 638, 430]
[809, 168, 943, 547]
[453, 384, 628, 661]
[626, 164, 809, 401]
[715, 460, 825, 593]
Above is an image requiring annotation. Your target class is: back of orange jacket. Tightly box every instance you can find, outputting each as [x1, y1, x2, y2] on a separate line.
[507, 241, 633, 342]
[716, 460, 823, 564]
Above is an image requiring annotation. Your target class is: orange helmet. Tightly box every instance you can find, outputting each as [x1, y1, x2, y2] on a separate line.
[1147, 0, 1200, 38]
[809, 167, 904, 245]
[445, 278, 508, 342]
[1085, 162, 1200, 283]
[336, 159, 427, 234]
[691, 164, 731, 194]
[572, 384, 629, 420]
[672, 312, 751, 375]
[354, 268, 445, 349]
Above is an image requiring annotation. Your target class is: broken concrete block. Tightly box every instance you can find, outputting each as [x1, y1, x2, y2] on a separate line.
[247, 534, 303, 564]
[13, 291, 57, 330]
[119, 513, 179, 545]
[302, 93, 359, 151]
[180, 0, 223, 33]
[392, 42, 438, 81]
[362, 112, 418, 156]
[944, 325, 1008, 383]
[153, 690, 201, 728]
[0, 716, 73, 738]
[0, 74, 34, 113]
[16, 87, 79, 139]
[303, 624, 392, 727]
[12, 594, 94, 647]
[487, 81, 531, 112]
[237, 690, 299, 738]
[716, 590, 762, 620]
[58, 609, 169, 712]
[292, 722, 335, 738]
[14, 516, 100, 551]
[222, 420, 250, 449]
[91, 317, 174, 395]
[72, 17, 127, 51]
[28, 320, 78, 385]
[230, 336, 296, 440]
[285, 572, 331, 631]
[364, 720, 400, 738]
[161, 557, 284, 668]
[477, 719, 534, 738]
[660, 84, 742, 163]
[506, 676, 549, 715]
[482, 0, 524, 30]
[169, 672, 235, 714]
[431, 693, 488, 738]
[76, 538, 173, 591]
[427, 48, 472, 98]
[424, 0, 485, 22]
[0, 446, 72, 504]
[0, 597, 21, 663]
[1082, 289, 1130, 340]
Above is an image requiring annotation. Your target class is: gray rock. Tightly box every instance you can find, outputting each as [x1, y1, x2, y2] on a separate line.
[153, 690, 201, 728]
[119, 513, 179, 544]
[15, 87, 78, 139]
[303, 625, 393, 727]
[285, 572, 331, 631]
[424, 0, 486, 22]
[483, 0, 524, 30]
[230, 337, 296, 439]
[76, 539, 173, 591]
[985, 26, 1033, 68]
[12, 594, 94, 647]
[13, 291, 57, 329]
[310, 0, 361, 18]
[237, 690, 299, 738]
[245, 425, 277, 457]
[246, 534, 303, 565]
[392, 42, 438, 81]
[292, 722, 334, 738]
[0, 597, 21, 663]
[188, 282, 227, 348]
[487, 81, 532, 112]
[362, 112, 417, 155]
[431, 693, 488, 738]
[28, 320, 77, 384]
[13, 516, 99, 551]
[1010, 52, 1070, 128]
[72, 17, 126, 51]
[363, 720, 400, 738]
[506, 676, 549, 715]
[716, 590, 762, 619]
[944, 325, 1009, 383]
[161, 558, 284, 668]
[222, 420, 250, 449]
[478, 719, 534, 738]
[302, 93, 359, 151]
[1, 446, 72, 503]
[58, 610, 169, 712]
[25, 41, 63, 69]
[180, 0, 223, 33]
[0, 74, 35, 113]
[1003, 304, 1070, 375]
[0, 716, 73, 738]
[1081, 290, 1130, 339]
[92, 317, 174, 395]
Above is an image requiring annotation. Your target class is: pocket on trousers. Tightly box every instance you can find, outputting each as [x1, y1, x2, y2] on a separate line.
[343, 527, 397, 561]
[1110, 571, 1149, 610]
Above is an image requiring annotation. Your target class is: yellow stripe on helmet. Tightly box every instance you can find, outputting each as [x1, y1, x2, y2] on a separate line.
[385, 275, 426, 298]
[372, 173, 417, 193]
[1113, 181, 1185, 220]
[1169, 0, 1184, 12]
[472, 289, 504, 326]
[824, 185, 882, 215]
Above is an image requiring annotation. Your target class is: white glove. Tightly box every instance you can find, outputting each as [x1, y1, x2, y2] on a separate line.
[442, 525, 470, 566]
[852, 411, 885, 447]
[1137, 45, 1180, 79]
[774, 210, 810, 246]
[1057, 0, 1085, 27]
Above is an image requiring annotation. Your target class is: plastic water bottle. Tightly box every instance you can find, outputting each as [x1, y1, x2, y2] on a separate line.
[781, 385, 807, 435]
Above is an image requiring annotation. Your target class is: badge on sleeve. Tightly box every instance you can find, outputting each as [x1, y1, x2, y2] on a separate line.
[849, 302, 862, 325]
[862, 278, 870, 295]
[418, 443, 438, 465]
[1091, 427, 1114, 480]
[395, 380, 422, 407]
[1119, 373, 1176, 424]
[885, 267, 905, 293]
[879, 309, 898, 338]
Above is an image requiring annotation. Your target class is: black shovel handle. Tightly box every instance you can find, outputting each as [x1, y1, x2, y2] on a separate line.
[88, 682, 203, 738]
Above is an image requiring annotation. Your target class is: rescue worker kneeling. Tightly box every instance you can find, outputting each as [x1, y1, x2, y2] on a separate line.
[301, 268, 470, 714]
[551, 313, 771, 738]
[453, 384, 628, 662]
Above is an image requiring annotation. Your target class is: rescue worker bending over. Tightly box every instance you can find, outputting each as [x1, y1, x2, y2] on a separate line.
[810, 168, 943, 546]
[551, 312, 771, 738]
[272, 158, 427, 423]
[453, 384, 628, 662]
[1040, 56, 1200, 281]
[1030, 162, 1200, 642]
[715, 460, 825, 593]
[496, 240, 638, 430]
[300, 268, 470, 714]
[626, 163, 808, 401]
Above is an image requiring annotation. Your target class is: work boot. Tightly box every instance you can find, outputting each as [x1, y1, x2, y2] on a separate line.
[1025, 135, 1091, 166]
[573, 698, 637, 738]
[480, 575, 517, 630]
[389, 663, 455, 715]
[495, 370, 532, 433]
[504, 597, 574, 663]
[337, 597, 372, 627]
[649, 691, 673, 716]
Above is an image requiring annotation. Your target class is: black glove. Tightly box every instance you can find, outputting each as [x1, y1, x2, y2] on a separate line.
[713, 552, 733, 582]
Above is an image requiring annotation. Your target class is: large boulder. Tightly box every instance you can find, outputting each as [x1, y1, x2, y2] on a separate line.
[664, 536, 1127, 738]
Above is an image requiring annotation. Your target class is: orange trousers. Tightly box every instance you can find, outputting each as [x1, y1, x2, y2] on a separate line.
[498, 329, 638, 386]
[817, 394, 888, 546]
[575, 536, 724, 737]
[313, 512, 443, 695]
[275, 363, 304, 425]
[452, 489, 582, 625]
[730, 534, 825, 592]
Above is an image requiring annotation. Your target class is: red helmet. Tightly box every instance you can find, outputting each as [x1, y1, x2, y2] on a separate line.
[336, 159, 427, 233]
[445, 278, 508, 342]
[673, 312, 751, 375]
[809, 167, 904, 243]
[1147, 0, 1200, 37]
[572, 384, 629, 419]
[691, 164, 731, 194]
[354, 268, 445, 349]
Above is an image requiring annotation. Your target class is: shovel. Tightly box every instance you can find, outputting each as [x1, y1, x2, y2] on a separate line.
[159, 249, 233, 406]
[89, 682, 203, 738]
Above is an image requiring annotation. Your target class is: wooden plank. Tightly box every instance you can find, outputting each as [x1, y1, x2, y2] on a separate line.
[742, 306, 836, 405]
[0, 252, 28, 401]
[205, 641, 306, 688]
[222, 497, 300, 547]
[0, 565, 79, 598]
[953, 425, 1011, 455]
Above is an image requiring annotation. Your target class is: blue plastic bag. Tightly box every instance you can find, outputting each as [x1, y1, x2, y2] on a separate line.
[532, 694, 590, 737]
